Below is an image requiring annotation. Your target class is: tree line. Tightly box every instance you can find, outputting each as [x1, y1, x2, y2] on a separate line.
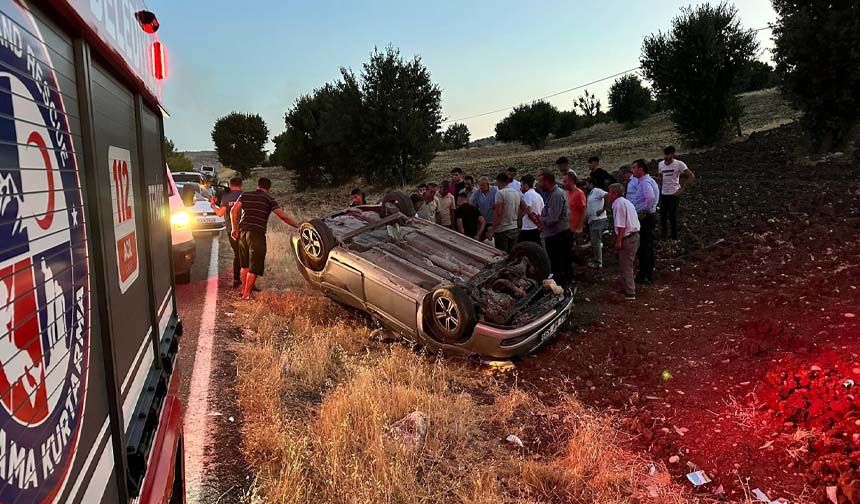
[202, 0, 857, 186]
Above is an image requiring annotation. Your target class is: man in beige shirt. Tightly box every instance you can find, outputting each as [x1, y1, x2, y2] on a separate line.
[435, 180, 456, 228]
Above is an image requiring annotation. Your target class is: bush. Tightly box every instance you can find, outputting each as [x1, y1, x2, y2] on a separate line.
[608, 74, 653, 126]
[772, 0, 860, 152]
[494, 101, 559, 149]
[734, 60, 777, 93]
[211, 112, 269, 177]
[640, 3, 758, 146]
[554, 110, 580, 138]
[441, 123, 470, 150]
[164, 138, 193, 172]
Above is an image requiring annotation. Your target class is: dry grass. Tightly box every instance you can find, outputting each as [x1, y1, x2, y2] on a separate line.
[233, 283, 694, 503]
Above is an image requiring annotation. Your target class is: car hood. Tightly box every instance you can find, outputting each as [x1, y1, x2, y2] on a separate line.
[189, 200, 213, 214]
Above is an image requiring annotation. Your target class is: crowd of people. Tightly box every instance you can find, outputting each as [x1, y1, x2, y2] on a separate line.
[368, 146, 695, 300]
[210, 146, 694, 302]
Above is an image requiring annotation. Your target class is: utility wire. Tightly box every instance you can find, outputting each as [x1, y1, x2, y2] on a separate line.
[442, 24, 775, 125]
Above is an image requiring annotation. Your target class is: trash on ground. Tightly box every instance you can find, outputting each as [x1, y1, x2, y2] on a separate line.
[505, 434, 524, 448]
[827, 485, 838, 504]
[668, 455, 680, 464]
[484, 360, 516, 374]
[752, 488, 790, 504]
[686, 470, 711, 486]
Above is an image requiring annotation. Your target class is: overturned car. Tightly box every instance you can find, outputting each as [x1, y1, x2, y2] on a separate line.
[290, 192, 574, 358]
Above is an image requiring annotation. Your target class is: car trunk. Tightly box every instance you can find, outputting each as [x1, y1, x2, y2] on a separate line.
[322, 210, 566, 327]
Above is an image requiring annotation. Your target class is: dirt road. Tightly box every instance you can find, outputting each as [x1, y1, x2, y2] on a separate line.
[175, 233, 250, 503]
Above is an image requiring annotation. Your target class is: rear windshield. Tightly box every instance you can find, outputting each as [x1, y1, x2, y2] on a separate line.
[173, 173, 202, 183]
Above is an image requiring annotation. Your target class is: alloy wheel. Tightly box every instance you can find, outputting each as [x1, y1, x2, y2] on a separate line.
[434, 296, 460, 332]
[301, 227, 323, 258]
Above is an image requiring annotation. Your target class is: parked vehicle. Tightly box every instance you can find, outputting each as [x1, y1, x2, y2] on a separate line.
[0, 1, 185, 502]
[200, 165, 216, 179]
[168, 170, 196, 283]
[291, 193, 575, 359]
[175, 183, 225, 233]
[172, 171, 205, 185]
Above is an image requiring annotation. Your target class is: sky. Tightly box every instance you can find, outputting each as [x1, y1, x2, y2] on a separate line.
[154, 0, 778, 152]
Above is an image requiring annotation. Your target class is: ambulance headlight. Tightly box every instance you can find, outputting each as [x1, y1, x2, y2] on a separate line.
[171, 211, 190, 228]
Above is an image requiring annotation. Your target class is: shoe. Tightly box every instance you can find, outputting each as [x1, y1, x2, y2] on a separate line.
[624, 293, 636, 301]
[232, 279, 242, 288]
[588, 261, 602, 269]
[252, 285, 261, 292]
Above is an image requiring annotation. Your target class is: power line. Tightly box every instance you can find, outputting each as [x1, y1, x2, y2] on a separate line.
[442, 24, 775, 126]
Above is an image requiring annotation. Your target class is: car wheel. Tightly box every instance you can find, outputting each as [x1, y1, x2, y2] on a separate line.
[175, 271, 191, 284]
[298, 219, 335, 272]
[427, 286, 477, 343]
[509, 241, 551, 281]
[381, 191, 415, 217]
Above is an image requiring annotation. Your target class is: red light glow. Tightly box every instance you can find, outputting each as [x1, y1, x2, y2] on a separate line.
[151, 41, 166, 80]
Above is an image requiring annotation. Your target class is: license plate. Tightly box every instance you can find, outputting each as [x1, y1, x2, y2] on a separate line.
[198, 217, 218, 224]
[540, 313, 567, 342]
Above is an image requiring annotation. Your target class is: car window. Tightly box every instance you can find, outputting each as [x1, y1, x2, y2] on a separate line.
[173, 173, 203, 183]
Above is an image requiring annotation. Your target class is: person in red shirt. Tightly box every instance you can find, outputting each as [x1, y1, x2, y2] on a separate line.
[563, 172, 587, 240]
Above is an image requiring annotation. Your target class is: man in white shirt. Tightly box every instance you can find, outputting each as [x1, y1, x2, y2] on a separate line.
[506, 167, 521, 192]
[657, 145, 695, 240]
[585, 179, 608, 268]
[608, 183, 640, 300]
[517, 174, 544, 243]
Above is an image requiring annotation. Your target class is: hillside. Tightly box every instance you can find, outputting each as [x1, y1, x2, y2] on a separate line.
[262, 88, 799, 220]
[428, 88, 797, 180]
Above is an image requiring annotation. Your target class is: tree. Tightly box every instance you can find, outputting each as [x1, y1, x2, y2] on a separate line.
[576, 90, 601, 119]
[353, 46, 442, 185]
[277, 81, 362, 188]
[211, 112, 269, 177]
[441, 123, 470, 150]
[640, 3, 758, 146]
[494, 101, 559, 149]
[164, 138, 193, 172]
[734, 60, 777, 93]
[772, 0, 860, 152]
[554, 110, 580, 138]
[608, 74, 653, 126]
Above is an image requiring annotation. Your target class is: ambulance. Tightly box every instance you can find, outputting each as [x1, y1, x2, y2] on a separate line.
[0, 1, 185, 502]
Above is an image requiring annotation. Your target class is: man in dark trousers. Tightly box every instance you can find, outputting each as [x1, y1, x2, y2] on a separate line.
[657, 145, 695, 240]
[587, 156, 616, 190]
[230, 177, 299, 300]
[211, 176, 243, 287]
[628, 159, 659, 284]
[539, 172, 573, 286]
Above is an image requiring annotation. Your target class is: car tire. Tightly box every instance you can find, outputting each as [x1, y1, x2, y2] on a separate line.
[509, 241, 551, 281]
[175, 271, 191, 284]
[426, 286, 477, 343]
[381, 191, 415, 218]
[298, 219, 336, 272]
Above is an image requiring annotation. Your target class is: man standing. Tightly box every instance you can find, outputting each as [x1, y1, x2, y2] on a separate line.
[450, 168, 466, 196]
[628, 159, 659, 284]
[462, 175, 475, 199]
[230, 177, 299, 300]
[436, 180, 456, 228]
[608, 183, 640, 300]
[211, 176, 243, 287]
[563, 172, 587, 240]
[556, 156, 571, 179]
[455, 192, 484, 239]
[470, 177, 497, 241]
[585, 179, 608, 268]
[489, 172, 522, 253]
[417, 183, 438, 221]
[658, 145, 695, 240]
[506, 167, 521, 192]
[587, 156, 616, 190]
[539, 172, 572, 286]
[518, 174, 544, 243]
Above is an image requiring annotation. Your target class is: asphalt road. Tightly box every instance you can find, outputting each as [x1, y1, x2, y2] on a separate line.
[175, 231, 250, 503]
